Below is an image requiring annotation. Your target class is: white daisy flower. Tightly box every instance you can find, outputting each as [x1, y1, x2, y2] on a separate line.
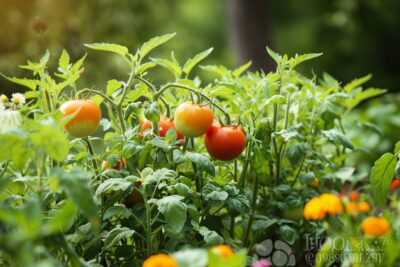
[0, 94, 8, 103]
[0, 102, 5, 111]
[11, 93, 26, 106]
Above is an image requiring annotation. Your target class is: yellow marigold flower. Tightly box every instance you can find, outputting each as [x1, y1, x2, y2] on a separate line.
[212, 245, 234, 259]
[361, 217, 390, 237]
[357, 201, 370, 213]
[0, 94, 8, 103]
[303, 197, 325, 220]
[143, 254, 178, 267]
[320, 193, 343, 215]
[345, 202, 358, 214]
[11, 93, 26, 106]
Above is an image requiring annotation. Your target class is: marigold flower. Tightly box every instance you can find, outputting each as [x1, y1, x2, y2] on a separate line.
[11, 93, 26, 106]
[0, 94, 8, 103]
[357, 201, 370, 213]
[143, 254, 178, 267]
[303, 197, 325, 220]
[361, 217, 390, 237]
[212, 245, 234, 259]
[390, 178, 400, 191]
[319, 193, 343, 215]
[349, 191, 360, 202]
[345, 202, 358, 214]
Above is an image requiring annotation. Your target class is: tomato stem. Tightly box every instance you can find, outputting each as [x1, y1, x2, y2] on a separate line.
[83, 137, 99, 176]
[76, 89, 116, 107]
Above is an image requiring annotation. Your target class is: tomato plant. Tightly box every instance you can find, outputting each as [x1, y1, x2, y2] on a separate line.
[0, 33, 395, 267]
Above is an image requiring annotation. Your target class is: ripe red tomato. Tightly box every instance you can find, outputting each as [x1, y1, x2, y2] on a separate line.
[390, 178, 400, 190]
[174, 102, 214, 137]
[349, 191, 360, 202]
[204, 123, 247, 161]
[140, 115, 184, 140]
[60, 100, 101, 138]
[124, 181, 144, 206]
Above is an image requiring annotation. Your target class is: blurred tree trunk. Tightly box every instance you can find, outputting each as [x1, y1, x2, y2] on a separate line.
[227, 0, 275, 72]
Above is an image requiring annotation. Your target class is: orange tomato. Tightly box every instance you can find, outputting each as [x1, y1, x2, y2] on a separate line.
[140, 115, 184, 140]
[60, 100, 101, 138]
[390, 178, 400, 190]
[174, 102, 214, 137]
[204, 123, 246, 161]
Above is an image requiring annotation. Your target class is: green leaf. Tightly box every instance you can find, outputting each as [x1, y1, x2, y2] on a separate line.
[135, 62, 157, 75]
[279, 225, 297, 245]
[183, 47, 213, 76]
[106, 79, 122, 96]
[1, 74, 39, 90]
[173, 149, 186, 164]
[55, 168, 100, 226]
[144, 168, 176, 185]
[154, 195, 187, 233]
[143, 102, 160, 123]
[139, 33, 176, 59]
[103, 205, 132, 220]
[95, 178, 133, 196]
[289, 53, 323, 69]
[226, 194, 250, 214]
[232, 61, 252, 77]
[30, 123, 69, 161]
[186, 152, 215, 176]
[198, 226, 223, 246]
[322, 129, 354, 150]
[45, 200, 77, 234]
[150, 57, 182, 77]
[85, 43, 129, 57]
[58, 49, 70, 72]
[266, 47, 282, 64]
[104, 227, 135, 250]
[344, 74, 372, 93]
[203, 184, 228, 201]
[370, 153, 397, 206]
[122, 141, 142, 159]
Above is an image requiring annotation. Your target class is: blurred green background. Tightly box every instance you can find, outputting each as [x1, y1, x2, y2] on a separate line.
[0, 0, 399, 164]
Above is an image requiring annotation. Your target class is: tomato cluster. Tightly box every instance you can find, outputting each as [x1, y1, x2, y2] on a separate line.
[174, 102, 247, 161]
[61, 100, 247, 161]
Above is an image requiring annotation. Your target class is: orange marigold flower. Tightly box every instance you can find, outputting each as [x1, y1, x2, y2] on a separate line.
[357, 201, 370, 213]
[143, 254, 178, 267]
[361, 217, 390, 237]
[320, 193, 343, 215]
[303, 197, 325, 220]
[212, 245, 234, 259]
[349, 191, 360, 202]
[345, 202, 358, 214]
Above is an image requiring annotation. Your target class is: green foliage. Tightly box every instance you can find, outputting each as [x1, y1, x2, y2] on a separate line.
[0, 34, 392, 266]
